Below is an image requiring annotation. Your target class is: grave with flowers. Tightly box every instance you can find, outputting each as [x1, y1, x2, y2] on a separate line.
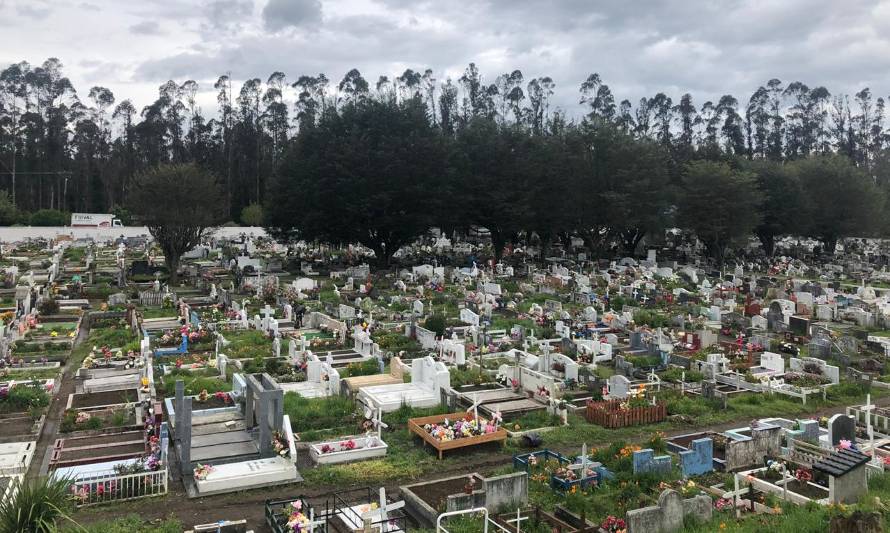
[309, 407, 389, 465]
[265, 496, 324, 533]
[168, 375, 302, 497]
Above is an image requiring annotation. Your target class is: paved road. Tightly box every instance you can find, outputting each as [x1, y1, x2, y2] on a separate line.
[0, 226, 267, 243]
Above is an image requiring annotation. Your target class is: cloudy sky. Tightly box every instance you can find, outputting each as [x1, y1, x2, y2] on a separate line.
[3, 0, 890, 117]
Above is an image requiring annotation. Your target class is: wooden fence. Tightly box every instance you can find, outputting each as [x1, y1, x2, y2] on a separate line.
[584, 399, 667, 428]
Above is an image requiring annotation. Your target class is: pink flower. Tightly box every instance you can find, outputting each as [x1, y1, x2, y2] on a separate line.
[838, 439, 852, 450]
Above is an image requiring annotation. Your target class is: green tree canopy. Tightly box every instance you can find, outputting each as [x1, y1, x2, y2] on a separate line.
[266, 97, 444, 264]
[792, 155, 884, 253]
[127, 164, 224, 284]
[677, 161, 761, 263]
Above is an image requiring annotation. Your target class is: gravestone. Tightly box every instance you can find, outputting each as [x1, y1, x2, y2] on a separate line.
[787, 419, 820, 443]
[244, 374, 285, 456]
[633, 449, 672, 476]
[626, 489, 711, 533]
[828, 414, 856, 446]
[413, 300, 424, 316]
[108, 292, 128, 306]
[607, 374, 631, 399]
[679, 438, 713, 477]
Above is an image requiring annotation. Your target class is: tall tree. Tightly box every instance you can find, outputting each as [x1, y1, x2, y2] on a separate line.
[127, 163, 224, 284]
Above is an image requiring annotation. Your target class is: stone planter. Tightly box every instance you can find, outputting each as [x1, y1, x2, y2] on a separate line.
[309, 435, 388, 465]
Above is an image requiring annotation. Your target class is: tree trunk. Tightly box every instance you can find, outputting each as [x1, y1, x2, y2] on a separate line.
[823, 236, 838, 255]
[166, 255, 180, 286]
[491, 230, 506, 262]
[622, 230, 645, 257]
[757, 232, 776, 257]
[371, 242, 393, 267]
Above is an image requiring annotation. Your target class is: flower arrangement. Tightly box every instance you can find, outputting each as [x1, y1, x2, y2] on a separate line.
[536, 386, 550, 399]
[214, 391, 231, 404]
[762, 460, 785, 481]
[600, 515, 626, 533]
[318, 439, 364, 454]
[463, 475, 476, 494]
[422, 415, 499, 442]
[272, 431, 290, 458]
[838, 439, 856, 451]
[284, 500, 311, 531]
[714, 498, 734, 511]
[194, 463, 214, 481]
[197, 389, 210, 402]
[75, 412, 92, 424]
[795, 468, 813, 483]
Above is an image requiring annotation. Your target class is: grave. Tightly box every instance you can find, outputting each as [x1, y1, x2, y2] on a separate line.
[626, 489, 712, 533]
[812, 449, 871, 504]
[828, 414, 857, 447]
[357, 357, 449, 412]
[678, 438, 713, 477]
[401, 471, 528, 528]
[633, 448, 672, 476]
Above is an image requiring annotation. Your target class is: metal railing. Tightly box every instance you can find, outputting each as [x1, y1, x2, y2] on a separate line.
[70, 467, 168, 506]
[436, 508, 513, 533]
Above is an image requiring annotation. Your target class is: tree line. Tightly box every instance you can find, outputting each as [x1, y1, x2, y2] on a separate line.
[1, 58, 889, 261]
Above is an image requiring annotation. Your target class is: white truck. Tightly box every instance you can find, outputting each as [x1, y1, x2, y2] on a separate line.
[70, 213, 123, 228]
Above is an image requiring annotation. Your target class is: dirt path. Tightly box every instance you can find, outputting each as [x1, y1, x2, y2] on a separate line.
[26, 316, 90, 481]
[73, 395, 890, 532]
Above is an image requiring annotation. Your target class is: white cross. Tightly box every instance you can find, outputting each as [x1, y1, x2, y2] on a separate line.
[363, 407, 389, 439]
[305, 508, 326, 533]
[360, 487, 405, 525]
[467, 392, 482, 422]
[504, 508, 528, 533]
[261, 304, 275, 330]
[864, 393, 879, 465]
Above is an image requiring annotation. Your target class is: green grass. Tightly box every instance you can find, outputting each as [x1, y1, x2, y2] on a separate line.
[283, 393, 357, 440]
[4, 367, 61, 380]
[159, 370, 230, 397]
[86, 326, 136, 349]
[65, 515, 182, 532]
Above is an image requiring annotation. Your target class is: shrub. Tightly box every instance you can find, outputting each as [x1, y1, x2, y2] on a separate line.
[424, 314, 446, 336]
[29, 209, 69, 226]
[0, 475, 78, 532]
[38, 298, 60, 315]
[5, 384, 50, 410]
[240, 203, 264, 226]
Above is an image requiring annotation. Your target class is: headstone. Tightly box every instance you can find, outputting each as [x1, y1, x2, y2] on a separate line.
[633, 449, 672, 476]
[828, 414, 856, 446]
[679, 438, 713, 477]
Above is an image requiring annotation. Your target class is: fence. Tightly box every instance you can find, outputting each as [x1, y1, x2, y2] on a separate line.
[585, 399, 667, 428]
[138, 291, 175, 307]
[70, 467, 168, 506]
[785, 438, 830, 467]
[437, 507, 512, 533]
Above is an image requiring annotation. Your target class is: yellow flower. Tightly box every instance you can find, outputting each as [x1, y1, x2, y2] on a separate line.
[50, 331, 58, 337]
[719, 523, 726, 530]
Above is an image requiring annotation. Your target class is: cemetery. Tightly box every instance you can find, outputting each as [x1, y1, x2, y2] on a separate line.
[9, 231, 890, 532]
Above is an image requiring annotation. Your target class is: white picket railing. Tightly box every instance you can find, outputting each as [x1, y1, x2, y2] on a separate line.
[70, 468, 168, 506]
[436, 508, 513, 533]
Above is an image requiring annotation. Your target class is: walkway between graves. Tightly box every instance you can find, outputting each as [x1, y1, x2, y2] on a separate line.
[26, 315, 91, 481]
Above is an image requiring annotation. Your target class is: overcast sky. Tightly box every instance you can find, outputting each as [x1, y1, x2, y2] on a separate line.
[3, 0, 890, 118]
